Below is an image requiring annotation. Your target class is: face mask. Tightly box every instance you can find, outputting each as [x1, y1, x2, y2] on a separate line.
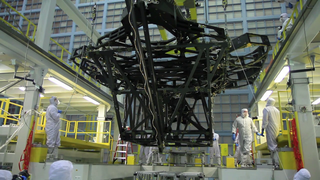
[279, 18, 284, 23]
[55, 99, 60, 105]
[242, 112, 248, 118]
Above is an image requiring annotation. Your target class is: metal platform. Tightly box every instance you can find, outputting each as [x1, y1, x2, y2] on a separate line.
[33, 133, 110, 150]
[255, 134, 320, 151]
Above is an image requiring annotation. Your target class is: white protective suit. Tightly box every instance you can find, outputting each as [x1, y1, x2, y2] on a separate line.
[234, 133, 241, 165]
[210, 130, 221, 166]
[139, 145, 150, 164]
[262, 98, 281, 151]
[0, 170, 12, 180]
[293, 168, 311, 180]
[232, 109, 258, 166]
[49, 160, 73, 180]
[45, 96, 61, 158]
[146, 147, 163, 164]
[277, 13, 293, 40]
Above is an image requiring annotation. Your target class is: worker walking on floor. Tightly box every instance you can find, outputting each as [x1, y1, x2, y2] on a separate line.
[232, 109, 263, 167]
[46, 96, 62, 160]
[260, 98, 281, 168]
[210, 129, 221, 166]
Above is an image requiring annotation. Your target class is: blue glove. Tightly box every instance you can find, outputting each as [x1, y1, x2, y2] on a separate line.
[277, 37, 281, 41]
[236, 143, 239, 147]
[232, 134, 236, 141]
[256, 132, 264, 137]
[213, 138, 217, 141]
[288, 2, 293, 9]
[58, 110, 62, 113]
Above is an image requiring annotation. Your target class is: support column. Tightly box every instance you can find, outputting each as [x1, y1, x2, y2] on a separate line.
[34, 0, 56, 51]
[13, 67, 47, 173]
[12, 0, 55, 173]
[291, 63, 320, 179]
[96, 104, 106, 143]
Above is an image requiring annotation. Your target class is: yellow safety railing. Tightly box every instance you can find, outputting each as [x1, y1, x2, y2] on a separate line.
[0, 0, 37, 41]
[253, 1, 304, 89]
[0, 98, 112, 148]
[0, 99, 23, 125]
[35, 114, 112, 147]
[0, 0, 101, 88]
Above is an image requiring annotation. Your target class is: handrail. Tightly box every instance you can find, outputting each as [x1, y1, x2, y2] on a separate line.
[1, 98, 111, 148]
[0, 99, 23, 125]
[254, 1, 304, 90]
[0, 0, 101, 88]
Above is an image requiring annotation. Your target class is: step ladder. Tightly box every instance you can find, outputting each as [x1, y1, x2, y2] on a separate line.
[112, 134, 133, 164]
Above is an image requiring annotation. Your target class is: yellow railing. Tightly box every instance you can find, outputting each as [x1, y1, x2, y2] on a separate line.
[0, 0, 37, 41]
[0, 0, 101, 88]
[0, 98, 111, 148]
[253, 1, 304, 89]
[0, 99, 23, 125]
[35, 113, 112, 147]
[253, 118, 291, 148]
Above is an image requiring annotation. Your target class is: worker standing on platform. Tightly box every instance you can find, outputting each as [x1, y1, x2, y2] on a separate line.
[139, 145, 149, 164]
[232, 109, 263, 167]
[277, 13, 293, 41]
[210, 129, 221, 166]
[46, 96, 62, 160]
[260, 98, 281, 168]
[146, 147, 163, 165]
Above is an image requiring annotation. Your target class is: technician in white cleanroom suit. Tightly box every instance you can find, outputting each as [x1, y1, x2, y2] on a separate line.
[232, 109, 263, 167]
[49, 160, 73, 180]
[139, 145, 150, 164]
[260, 98, 281, 167]
[277, 13, 293, 40]
[45, 96, 62, 159]
[0, 170, 12, 180]
[293, 168, 311, 180]
[210, 129, 221, 166]
[146, 147, 163, 165]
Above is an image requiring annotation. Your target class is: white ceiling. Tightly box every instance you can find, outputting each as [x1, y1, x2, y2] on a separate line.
[0, 52, 102, 115]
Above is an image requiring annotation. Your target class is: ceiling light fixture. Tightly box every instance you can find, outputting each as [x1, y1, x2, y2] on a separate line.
[274, 66, 290, 83]
[312, 98, 320, 105]
[19, 87, 26, 91]
[261, 90, 273, 101]
[83, 96, 100, 105]
[48, 77, 72, 90]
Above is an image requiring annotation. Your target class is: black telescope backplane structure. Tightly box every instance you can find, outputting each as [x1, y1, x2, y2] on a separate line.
[70, 0, 271, 151]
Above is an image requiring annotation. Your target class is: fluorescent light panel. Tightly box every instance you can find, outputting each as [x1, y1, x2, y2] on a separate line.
[40, 94, 44, 97]
[19, 87, 25, 91]
[48, 77, 72, 90]
[312, 98, 320, 105]
[261, 90, 273, 101]
[83, 96, 100, 105]
[274, 66, 290, 83]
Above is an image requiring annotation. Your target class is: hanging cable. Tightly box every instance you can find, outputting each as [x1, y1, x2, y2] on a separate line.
[127, 0, 157, 144]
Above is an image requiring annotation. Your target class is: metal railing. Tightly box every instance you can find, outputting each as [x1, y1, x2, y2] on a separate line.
[0, 0, 101, 88]
[35, 113, 112, 147]
[253, 1, 305, 92]
[0, 98, 112, 148]
[0, 99, 23, 125]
